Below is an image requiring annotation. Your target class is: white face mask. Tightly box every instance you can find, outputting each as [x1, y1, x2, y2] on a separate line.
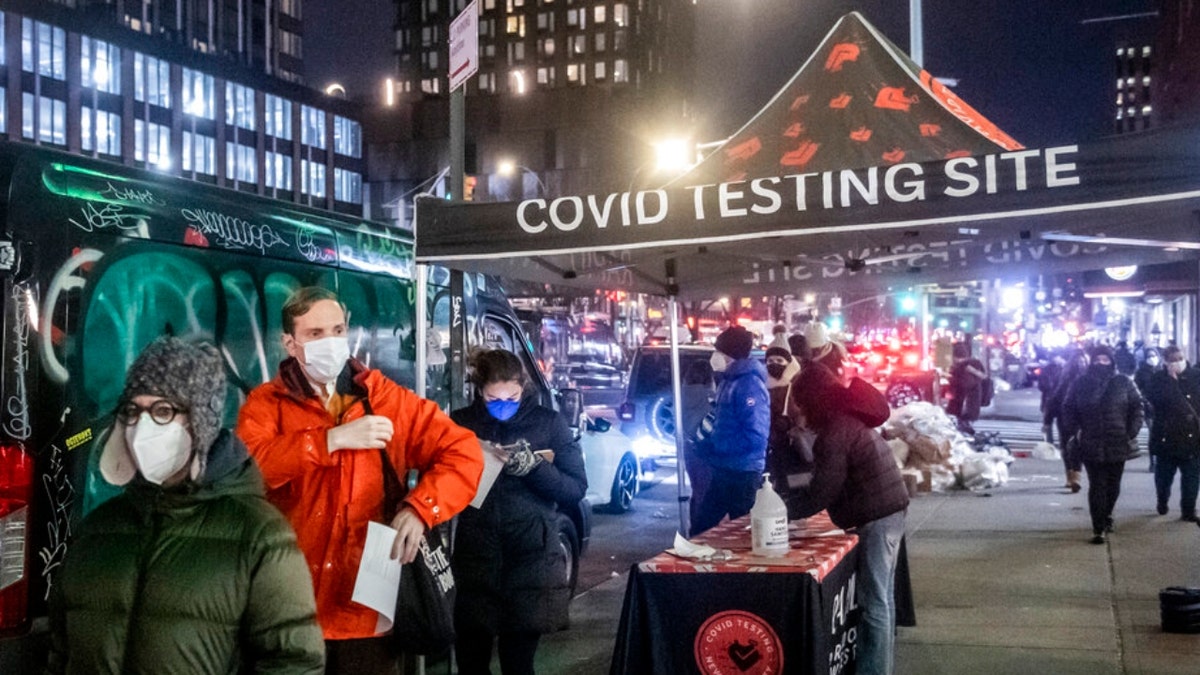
[710, 351, 730, 373]
[1146, 356, 1160, 367]
[1167, 359, 1186, 375]
[125, 415, 193, 485]
[301, 335, 350, 384]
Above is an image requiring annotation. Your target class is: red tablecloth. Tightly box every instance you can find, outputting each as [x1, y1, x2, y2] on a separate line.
[638, 511, 858, 581]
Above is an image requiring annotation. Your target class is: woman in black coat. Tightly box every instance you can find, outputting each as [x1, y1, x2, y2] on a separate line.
[1063, 345, 1144, 544]
[1143, 345, 1200, 521]
[450, 349, 588, 675]
[1043, 350, 1088, 492]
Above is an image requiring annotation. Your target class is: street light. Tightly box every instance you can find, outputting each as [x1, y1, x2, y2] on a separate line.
[497, 159, 548, 198]
[627, 137, 695, 192]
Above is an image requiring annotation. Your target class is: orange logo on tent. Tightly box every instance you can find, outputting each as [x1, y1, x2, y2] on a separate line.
[920, 70, 1023, 150]
[829, 93, 852, 109]
[875, 87, 919, 112]
[789, 95, 811, 111]
[782, 140, 820, 167]
[725, 137, 763, 162]
[919, 124, 941, 137]
[944, 150, 972, 159]
[882, 148, 906, 163]
[849, 127, 872, 142]
[783, 122, 805, 138]
[825, 43, 861, 72]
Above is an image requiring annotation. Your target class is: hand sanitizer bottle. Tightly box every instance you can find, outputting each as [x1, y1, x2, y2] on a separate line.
[751, 473, 789, 557]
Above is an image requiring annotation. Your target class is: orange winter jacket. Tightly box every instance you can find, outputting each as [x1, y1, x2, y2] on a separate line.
[236, 358, 483, 640]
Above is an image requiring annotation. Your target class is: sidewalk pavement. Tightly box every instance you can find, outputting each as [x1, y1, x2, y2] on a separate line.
[536, 456, 1200, 674]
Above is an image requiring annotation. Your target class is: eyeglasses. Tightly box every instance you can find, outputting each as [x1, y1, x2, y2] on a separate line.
[116, 400, 187, 426]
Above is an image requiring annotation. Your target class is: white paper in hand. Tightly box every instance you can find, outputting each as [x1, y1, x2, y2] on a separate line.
[351, 521, 404, 631]
[470, 447, 506, 509]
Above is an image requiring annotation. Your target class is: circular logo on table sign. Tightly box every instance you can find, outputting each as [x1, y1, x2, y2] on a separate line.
[693, 610, 784, 675]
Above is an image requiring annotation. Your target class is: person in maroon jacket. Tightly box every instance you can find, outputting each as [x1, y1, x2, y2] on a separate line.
[785, 363, 909, 675]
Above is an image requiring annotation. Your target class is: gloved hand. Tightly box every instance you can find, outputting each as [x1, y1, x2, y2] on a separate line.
[504, 447, 543, 476]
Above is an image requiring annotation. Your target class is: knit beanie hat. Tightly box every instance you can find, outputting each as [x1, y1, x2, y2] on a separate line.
[805, 322, 829, 350]
[120, 337, 226, 478]
[788, 334, 812, 360]
[765, 346, 793, 362]
[1088, 344, 1116, 364]
[714, 325, 754, 360]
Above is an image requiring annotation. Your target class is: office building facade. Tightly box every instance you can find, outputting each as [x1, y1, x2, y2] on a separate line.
[0, 0, 364, 214]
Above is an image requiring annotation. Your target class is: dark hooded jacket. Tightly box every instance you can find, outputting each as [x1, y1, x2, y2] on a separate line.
[47, 431, 324, 674]
[785, 366, 909, 530]
[1143, 364, 1200, 459]
[1062, 348, 1144, 463]
[701, 357, 770, 473]
[450, 394, 587, 633]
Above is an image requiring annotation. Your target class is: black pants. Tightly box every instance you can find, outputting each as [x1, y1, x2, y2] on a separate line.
[325, 637, 400, 675]
[1082, 460, 1126, 535]
[691, 467, 759, 536]
[455, 614, 540, 675]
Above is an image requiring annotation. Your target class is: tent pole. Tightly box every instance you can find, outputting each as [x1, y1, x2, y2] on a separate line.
[415, 263, 429, 398]
[665, 259, 690, 537]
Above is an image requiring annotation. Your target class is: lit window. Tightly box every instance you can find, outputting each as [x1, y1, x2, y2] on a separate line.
[182, 68, 216, 119]
[22, 93, 66, 144]
[301, 105, 326, 149]
[594, 61, 606, 80]
[134, 53, 171, 107]
[226, 142, 257, 182]
[537, 67, 554, 86]
[279, 30, 302, 58]
[265, 151, 293, 190]
[509, 69, 527, 94]
[422, 78, 441, 94]
[567, 9, 586, 28]
[0, 87, 6, 133]
[613, 3, 628, 26]
[81, 37, 121, 94]
[81, 106, 122, 156]
[134, 119, 171, 169]
[301, 159, 327, 198]
[22, 19, 66, 80]
[280, 0, 301, 18]
[1142, 45, 1151, 57]
[182, 131, 217, 175]
[265, 95, 293, 140]
[594, 5, 606, 22]
[506, 15, 525, 36]
[595, 33, 606, 51]
[334, 168, 362, 203]
[508, 41, 526, 62]
[567, 63, 583, 83]
[540, 38, 555, 57]
[334, 116, 362, 158]
[614, 59, 628, 83]
[538, 12, 554, 31]
[1142, 104, 1152, 115]
[226, 82, 256, 131]
[1142, 76, 1151, 86]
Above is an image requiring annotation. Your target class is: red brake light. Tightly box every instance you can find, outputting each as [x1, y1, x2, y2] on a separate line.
[902, 352, 920, 367]
[617, 401, 635, 422]
[0, 444, 35, 633]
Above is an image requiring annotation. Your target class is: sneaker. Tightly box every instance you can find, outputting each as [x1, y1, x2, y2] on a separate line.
[1181, 513, 1198, 523]
[1158, 502, 1169, 516]
[1091, 533, 1106, 545]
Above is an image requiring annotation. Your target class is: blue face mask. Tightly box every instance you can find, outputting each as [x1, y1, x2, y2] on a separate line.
[486, 399, 521, 421]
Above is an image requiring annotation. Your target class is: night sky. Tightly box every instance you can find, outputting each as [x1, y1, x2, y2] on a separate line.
[306, 0, 1160, 148]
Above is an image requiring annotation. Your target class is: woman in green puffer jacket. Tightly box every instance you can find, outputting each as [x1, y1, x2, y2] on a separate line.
[46, 337, 324, 674]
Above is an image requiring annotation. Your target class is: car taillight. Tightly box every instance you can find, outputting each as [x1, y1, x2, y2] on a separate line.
[903, 352, 920, 367]
[617, 401, 635, 422]
[0, 444, 35, 633]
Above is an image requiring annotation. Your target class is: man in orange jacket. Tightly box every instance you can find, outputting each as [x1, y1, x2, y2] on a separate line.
[237, 286, 483, 673]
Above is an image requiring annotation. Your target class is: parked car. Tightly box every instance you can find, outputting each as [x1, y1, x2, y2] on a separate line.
[617, 344, 717, 474]
[577, 414, 642, 514]
[552, 356, 626, 391]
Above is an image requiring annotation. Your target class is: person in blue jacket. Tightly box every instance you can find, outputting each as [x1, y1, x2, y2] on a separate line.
[690, 325, 769, 535]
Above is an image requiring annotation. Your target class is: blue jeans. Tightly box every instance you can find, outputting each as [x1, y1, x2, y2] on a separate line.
[855, 509, 906, 675]
[1154, 454, 1200, 516]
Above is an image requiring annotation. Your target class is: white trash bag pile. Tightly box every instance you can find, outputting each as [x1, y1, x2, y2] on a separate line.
[881, 401, 1013, 492]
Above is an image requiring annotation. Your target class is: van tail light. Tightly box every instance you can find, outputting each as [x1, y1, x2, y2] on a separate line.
[617, 401, 635, 422]
[0, 444, 35, 633]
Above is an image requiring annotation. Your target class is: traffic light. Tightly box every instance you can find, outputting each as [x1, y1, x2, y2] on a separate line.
[898, 293, 918, 314]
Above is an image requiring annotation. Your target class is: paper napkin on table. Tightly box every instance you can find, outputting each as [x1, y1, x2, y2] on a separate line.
[669, 532, 717, 559]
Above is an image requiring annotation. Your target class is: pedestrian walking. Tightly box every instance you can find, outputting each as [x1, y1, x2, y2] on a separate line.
[48, 337, 324, 674]
[785, 363, 909, 675]
[236, 286, 483, 673]
[947, 342, 987, 435]
[1135, 346, 1162, 472]
[690, 326, 769, 536]
[1143, 345, 1200, 522]
[1043, 349, 1088, 492]
[1063, 345, 1144, 544]
[449, 349, 588, 675]
[764, 345, 803, 489]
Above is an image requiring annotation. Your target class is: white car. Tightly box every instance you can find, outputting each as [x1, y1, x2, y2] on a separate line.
[577, 414, 641, 514]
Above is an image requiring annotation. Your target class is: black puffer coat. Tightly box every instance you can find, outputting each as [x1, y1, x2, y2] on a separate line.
[786, 372, 909, 530]
[1143, 366, 1200, 459]
[1063, 366, 1144, 463]
[450, 396, 587, 634]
